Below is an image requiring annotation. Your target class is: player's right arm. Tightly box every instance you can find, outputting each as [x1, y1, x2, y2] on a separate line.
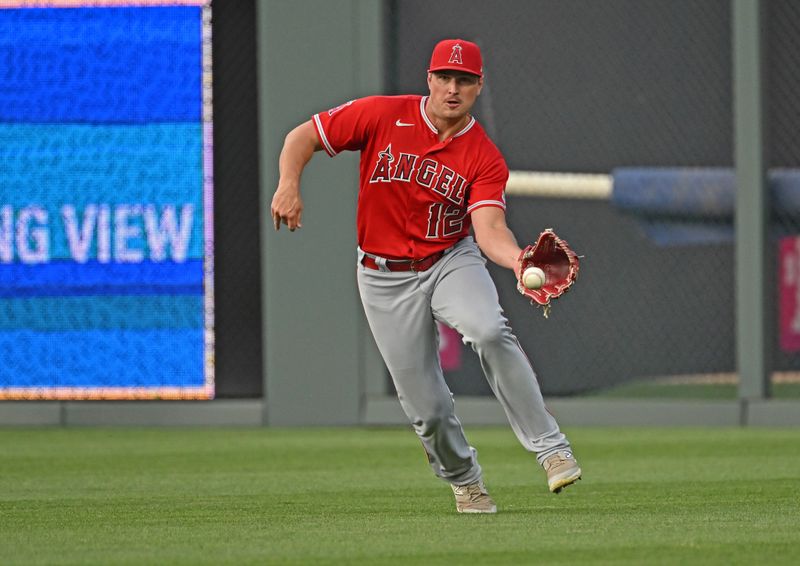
[271, 120, 323, 231]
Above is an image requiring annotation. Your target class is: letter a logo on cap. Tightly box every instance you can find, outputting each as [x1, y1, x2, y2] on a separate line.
[448, 43, 463, 65]
[429, 39, 483, 77]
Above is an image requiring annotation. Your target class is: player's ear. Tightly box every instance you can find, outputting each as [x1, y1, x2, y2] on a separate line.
[476, 77, 484, 95]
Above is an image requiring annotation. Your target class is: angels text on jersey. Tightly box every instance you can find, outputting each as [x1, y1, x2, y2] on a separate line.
[368, 143, 469, 239]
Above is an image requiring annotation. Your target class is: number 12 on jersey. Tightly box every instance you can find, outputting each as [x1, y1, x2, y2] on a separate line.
[426, 203, 465, 239]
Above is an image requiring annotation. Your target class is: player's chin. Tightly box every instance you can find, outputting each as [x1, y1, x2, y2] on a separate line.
[441, 106, 466, 119]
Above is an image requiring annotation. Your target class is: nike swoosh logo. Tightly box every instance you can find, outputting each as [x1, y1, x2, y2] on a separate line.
[395, 120, 414, 127]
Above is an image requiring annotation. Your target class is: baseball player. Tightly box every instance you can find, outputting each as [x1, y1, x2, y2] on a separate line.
[271, 39, 581, 513]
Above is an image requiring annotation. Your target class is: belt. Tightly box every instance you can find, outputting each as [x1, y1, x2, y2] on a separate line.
[361, 250, 445, 272]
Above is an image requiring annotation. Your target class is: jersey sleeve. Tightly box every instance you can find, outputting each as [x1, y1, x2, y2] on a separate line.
[311, 97, 378, 157]
[466, 148, 509, 213]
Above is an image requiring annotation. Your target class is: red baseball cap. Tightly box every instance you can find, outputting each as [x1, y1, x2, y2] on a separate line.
[428, 39, 483, 77]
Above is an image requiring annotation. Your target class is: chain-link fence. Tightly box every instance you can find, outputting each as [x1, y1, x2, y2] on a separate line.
[768, 0, 800, 393]
[383, 0, 800, 399]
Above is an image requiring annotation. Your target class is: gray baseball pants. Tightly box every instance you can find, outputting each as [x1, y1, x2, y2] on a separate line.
[356, 237, 571, 486]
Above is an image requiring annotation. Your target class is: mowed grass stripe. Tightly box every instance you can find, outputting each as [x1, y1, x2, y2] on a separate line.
[1, 427, 798, 565]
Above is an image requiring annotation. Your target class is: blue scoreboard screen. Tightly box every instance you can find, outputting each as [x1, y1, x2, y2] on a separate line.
[0, 1, 214, 399]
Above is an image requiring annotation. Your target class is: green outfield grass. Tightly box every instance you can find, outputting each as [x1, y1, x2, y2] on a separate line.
[1, 426, 799, 565]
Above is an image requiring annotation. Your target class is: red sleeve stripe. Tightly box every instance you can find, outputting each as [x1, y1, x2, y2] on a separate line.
[467, 200, 506, 213]
[312, 114, 337, 157]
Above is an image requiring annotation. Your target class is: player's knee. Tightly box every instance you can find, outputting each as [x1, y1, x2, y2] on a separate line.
[414, 402, 454, 436]
[465, 324, 509, 349]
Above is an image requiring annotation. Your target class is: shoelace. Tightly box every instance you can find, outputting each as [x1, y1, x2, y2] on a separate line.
[454, 483, 486, 501]
[545, 455, 568, 471]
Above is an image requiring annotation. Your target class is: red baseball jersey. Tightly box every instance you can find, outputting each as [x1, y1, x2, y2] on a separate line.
[312, 95, 508, 260]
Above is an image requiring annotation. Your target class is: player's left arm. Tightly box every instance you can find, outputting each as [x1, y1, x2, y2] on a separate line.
[471, 206, 524, 278]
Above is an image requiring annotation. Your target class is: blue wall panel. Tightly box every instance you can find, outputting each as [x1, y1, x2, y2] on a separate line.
[0, 4, 212, 399]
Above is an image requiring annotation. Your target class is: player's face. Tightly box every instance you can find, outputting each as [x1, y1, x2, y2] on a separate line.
[426, 71, 483, 122]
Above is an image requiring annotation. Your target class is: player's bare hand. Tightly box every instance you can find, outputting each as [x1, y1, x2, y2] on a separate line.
[271, 185, 304, 231]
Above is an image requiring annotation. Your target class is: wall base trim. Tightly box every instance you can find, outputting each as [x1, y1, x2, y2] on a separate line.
[0, 400, 264, 426]
[1, 397, 798, 427]
[364, 396, 800, 427]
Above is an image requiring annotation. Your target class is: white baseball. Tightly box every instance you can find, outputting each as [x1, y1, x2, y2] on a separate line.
[522, 266, 545, 290]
